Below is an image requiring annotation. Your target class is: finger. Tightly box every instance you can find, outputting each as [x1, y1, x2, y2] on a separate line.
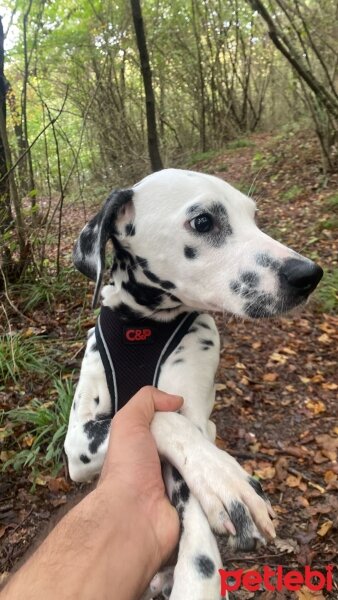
[119, 386, 183, 428]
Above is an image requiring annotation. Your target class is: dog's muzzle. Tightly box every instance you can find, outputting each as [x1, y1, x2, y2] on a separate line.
[279, 258, 323, 299]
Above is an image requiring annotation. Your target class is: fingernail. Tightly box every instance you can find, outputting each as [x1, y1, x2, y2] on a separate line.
[225, 520, 236, 536]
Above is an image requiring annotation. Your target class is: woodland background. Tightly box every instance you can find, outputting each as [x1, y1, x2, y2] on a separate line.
[0, 1, 337, 598]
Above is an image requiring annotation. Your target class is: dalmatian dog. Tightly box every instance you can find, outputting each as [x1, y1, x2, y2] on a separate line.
[64, 169, 323, 600]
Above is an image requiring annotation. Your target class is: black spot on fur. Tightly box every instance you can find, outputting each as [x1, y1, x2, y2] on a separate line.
[241, 271, 259, 287]
[173, 358, 184, 365]
[91, 342, 98, 353]
[143, 269, 175, 290]
[198, 321, 211, 330]
[163, 585, 172, 598]
[122, 279, 164, 309]
[188, 326, 198, 333]
[179, 481, 190, 502]
[244, 292, 275, 318]
[175, 345, 184, 354]
[80, 454, 91, 464]
[202, 346, 210, 351]
[114, 303, 143, 320]
[120, 261, 126, 271]
[230, 280, 241, 294]
[84, 415, 111, 454]
[125, 223, 136, 236]
[194, 555, 215, 578]
[256, 253, 281, 271]
[73, 402, 76, 411]
[94, 397, 99, 405]
[249, 477, 266, 499]
[184, 245, 198, 259]
[172, 490, 180, 508]
[177, 504, 185, 520]
[228, 501, 257, 551]
[172, 466, 183, 482]
[135, 255, 148, 269]
[200, 339, 214, 347]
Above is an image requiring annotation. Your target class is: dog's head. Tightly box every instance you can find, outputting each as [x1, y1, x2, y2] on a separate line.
[74, 169, 323, 317]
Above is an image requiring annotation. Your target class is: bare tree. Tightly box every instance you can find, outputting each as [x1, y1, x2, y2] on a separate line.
[130, 0, 163, 171]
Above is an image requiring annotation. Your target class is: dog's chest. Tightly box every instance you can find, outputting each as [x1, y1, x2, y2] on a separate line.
[95, 307, 199, 413]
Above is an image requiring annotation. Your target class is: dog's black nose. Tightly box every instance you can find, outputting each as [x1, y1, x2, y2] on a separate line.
[280, 259, 323, 295]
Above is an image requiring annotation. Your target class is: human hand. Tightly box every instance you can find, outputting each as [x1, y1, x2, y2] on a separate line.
[97, 386, 184, 567]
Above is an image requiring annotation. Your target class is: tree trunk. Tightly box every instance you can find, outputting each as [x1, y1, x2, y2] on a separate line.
[0, 16, 27, 282]
[246, 0, 338, 120]
[130, 0, 163, 172]
[0, 16, 13, 279]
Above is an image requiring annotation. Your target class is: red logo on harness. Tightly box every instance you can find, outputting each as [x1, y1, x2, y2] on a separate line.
[124, 328, 152, 342]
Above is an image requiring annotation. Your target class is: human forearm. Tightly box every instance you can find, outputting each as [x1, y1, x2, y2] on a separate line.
[4, 485, 160, 600]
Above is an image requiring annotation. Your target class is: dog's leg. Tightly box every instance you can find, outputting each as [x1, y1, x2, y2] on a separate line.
[147, 314, 268, 599]
[156, 314, 273, 546]
[64, 328, 113, 482]
[65, 322, 274, 538]
[163, 463, 224, 600]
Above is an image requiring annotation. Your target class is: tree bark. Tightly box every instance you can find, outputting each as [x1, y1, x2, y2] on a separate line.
[246, 0, 338, 120]
[0, 16, 27, 280]
[130, 0, 163, 172]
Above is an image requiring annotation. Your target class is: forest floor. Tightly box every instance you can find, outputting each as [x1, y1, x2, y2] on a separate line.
[0, 129, 337, 599]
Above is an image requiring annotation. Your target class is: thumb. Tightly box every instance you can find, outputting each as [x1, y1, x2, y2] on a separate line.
[120, 386, 184, 428]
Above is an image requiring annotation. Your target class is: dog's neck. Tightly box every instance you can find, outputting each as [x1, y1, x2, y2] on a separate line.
[100, 241, 190, 322]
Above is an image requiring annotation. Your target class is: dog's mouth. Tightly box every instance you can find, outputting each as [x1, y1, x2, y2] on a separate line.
[242, 258, 323, 319]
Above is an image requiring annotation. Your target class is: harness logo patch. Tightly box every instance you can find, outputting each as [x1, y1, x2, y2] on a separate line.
[124, 327, 153, 343]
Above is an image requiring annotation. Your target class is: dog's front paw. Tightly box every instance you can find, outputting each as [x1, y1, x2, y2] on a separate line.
[186, 445, 275, 550]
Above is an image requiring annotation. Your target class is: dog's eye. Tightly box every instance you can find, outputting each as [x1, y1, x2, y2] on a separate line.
[190, 213, 213, 233]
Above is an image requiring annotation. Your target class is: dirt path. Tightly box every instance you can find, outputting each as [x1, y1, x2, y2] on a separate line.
[1, 130, 337, 598]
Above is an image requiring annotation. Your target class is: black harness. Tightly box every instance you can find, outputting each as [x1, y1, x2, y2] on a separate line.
[95, 306, 199, 413]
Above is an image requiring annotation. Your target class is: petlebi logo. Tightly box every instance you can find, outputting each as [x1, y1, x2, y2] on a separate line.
[219, 565, 334, 594]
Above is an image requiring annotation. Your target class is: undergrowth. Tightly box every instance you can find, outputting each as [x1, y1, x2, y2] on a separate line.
[315, 268, 338, 313]
[0, 333, 55, 386]
[1, 376, 74, 479]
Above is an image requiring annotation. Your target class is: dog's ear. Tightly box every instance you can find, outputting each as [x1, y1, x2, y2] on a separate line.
[73, 189, 134, 307]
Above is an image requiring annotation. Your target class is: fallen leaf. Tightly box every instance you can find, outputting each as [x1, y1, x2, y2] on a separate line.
[274, 536, 299, 553]
[305, 399, 326, 414]
[235, 362, 246, 370]
[317, 333, 330, 344]
[286, 474, 302, 487]
[254, 465, 276, 480]
[297, 496, 310, 508]
[263, 372, 278, 382]
[252, 341, 261, 349]
[215, 383, 226, 391]
[310, 374, 324, 383]
[22, 434, 34, 448]
[314, 450, 328, 464]
[0, 525, 9, 539]
[296, 586, 325, 600]
[317, 519, 333, 537]
[269, 352, 287, 364]
[275, 456, 289, 481]
[315, 434, 338, 461]
[324, 470, 337, 484]
[281, 346, 297, 355]
[321, 382, 337, 390]
[47, 477, 70, 493]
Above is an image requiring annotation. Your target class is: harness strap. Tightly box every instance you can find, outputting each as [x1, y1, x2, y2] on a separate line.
[95, 307, 199, 414]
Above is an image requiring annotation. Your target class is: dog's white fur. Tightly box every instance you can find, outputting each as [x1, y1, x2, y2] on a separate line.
[65, 169, 321, 600]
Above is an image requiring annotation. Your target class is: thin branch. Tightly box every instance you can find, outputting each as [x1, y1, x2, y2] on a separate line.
[0, 91, 68, 185]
